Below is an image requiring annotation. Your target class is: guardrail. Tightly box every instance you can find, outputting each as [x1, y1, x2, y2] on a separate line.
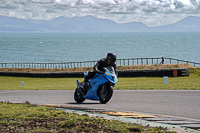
[0, 57, 200, 68]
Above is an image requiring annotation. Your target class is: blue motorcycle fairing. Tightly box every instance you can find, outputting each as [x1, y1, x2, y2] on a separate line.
[83, 66, 117, 100]
[83, 73, 108, 100]
[103, 72, 117, 83]
[103, 68, 118, 83]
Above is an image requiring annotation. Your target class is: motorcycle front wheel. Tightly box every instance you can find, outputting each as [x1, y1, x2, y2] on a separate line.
[99, 85, 113, 104]
[74, 88, 85, 103]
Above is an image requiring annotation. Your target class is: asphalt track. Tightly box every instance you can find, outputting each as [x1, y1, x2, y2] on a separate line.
[0, 90, 200, 121]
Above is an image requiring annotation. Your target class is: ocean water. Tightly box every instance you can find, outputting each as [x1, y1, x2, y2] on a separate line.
[0, 32, 200, 63]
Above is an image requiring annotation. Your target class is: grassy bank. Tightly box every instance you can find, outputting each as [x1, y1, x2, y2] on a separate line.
[0, 102, 174, 132]
[116, 68, 200, 90]
[0, 68, 199, 90]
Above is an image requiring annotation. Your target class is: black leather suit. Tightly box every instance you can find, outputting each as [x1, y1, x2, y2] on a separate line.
[84, 58, 117, 82]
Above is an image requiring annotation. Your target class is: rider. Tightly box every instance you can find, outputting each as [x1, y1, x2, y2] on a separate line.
[80, 53, 117, 88]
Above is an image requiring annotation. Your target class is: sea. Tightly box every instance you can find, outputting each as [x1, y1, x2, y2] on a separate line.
[0, 32, 200, 63]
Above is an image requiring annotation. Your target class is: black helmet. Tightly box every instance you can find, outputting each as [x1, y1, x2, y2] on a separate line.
[106, 53, 116, 64]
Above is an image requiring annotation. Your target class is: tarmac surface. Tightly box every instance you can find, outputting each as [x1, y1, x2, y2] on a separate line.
[0, 90, 200, 120]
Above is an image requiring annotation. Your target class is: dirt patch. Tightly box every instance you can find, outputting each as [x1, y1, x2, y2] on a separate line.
[0, 64, 196, 73]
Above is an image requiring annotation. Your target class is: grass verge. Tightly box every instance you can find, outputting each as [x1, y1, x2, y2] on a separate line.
[0, 102, 174, 133]
[0, 68, 199, 90]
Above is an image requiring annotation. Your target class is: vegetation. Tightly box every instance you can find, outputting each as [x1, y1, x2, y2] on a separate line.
[0, 76, 76, 90]
[0, 102, 174, 132]
[0, 67, 199, 90]
[116, 68, 200, 90]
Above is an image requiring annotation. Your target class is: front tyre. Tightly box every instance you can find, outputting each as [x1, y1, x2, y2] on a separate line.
[74, 88, 85, 103]
[99, 85, 113, 104]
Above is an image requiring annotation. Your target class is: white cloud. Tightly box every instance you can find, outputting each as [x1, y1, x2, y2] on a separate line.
[0, 0, 200, 26]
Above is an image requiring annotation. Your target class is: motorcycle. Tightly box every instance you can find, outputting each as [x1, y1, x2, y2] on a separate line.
[74, 66, 118, 104]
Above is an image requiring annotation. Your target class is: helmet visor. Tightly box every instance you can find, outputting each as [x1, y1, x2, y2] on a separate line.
[108, 57, 114, 63]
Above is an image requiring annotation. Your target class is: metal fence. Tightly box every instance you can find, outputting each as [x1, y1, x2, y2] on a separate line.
[117, 57, 200, 67]
[0, 57, 200, 68]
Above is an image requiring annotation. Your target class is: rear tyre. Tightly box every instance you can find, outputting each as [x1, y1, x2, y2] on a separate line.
[74, 88, 85, 103]
[99, 85, 113, 104]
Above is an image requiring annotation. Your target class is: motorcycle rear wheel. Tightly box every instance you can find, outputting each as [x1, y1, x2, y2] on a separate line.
[74, 88, 85, 103]
[99, 85, 113, 104]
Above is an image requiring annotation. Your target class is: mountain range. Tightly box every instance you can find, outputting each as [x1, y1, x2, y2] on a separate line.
[0, 15, 200, 32]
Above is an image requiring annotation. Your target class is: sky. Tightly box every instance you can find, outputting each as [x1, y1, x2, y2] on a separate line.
[0, 0, 200, 27]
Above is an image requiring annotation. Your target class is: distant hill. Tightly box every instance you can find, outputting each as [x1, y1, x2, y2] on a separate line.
[0, 15, 200, 32]
[149, 16, 200, 32]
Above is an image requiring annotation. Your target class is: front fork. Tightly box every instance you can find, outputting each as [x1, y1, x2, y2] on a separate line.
[76, 80, 86, 96]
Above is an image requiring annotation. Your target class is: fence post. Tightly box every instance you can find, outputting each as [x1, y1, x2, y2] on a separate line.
[146, 58, 148, 65]
[128, 59, 129, 66]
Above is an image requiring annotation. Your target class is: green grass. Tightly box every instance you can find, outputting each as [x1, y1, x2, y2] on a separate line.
[0, 68, 199, 90]
[116, 76, 200, 90]
[0, 77, 77, 90]
[0, 102, 174, 132]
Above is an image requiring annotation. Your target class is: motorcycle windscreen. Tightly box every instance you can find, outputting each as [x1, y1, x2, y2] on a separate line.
[104, 67, 118, 83]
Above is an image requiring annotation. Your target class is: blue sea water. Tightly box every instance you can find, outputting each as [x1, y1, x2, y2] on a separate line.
[0, 32, 200, 63]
